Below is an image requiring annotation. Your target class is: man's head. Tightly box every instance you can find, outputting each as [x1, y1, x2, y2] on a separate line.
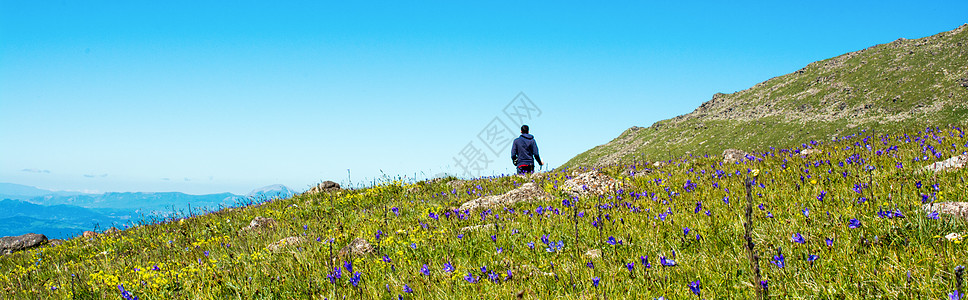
[521, 125, 529, 134]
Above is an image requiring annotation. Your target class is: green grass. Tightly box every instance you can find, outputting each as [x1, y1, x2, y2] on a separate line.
[2, 125, 967, 299]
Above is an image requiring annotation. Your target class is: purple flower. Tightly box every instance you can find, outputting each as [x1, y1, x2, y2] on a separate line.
[688, 280, 701, 297]
[443, 262, 455, 273]
[464, 272, 477, 283]
[928, 211, 940, 219]
[403, 284, 412, 293]
[683, 227, 690, 236]
[772, 252, 785, 268]
[350, 272, 361, 287]
[391, 207, 399, 216]
[204, 250, 209, 257]
[660, 256, 677, 267]
[848, 218, 861, 228]
[950, 290, 962, 300]
[791, 233, 805, 244]
[592, 277, 600, 287]
[825, 238, 834, 247]
[760, 280, 768, 290]
[641, 256, 651, 268]
[586, 261, 594, 269]
[817, 191, 826, 202]
[607, 236, 619, 245]
[808, 254, 819, 262]
[117, 284, 139, 300]
[694, 201, 702, 214]
[420, 264, 430, 276]
[626, 262, 634, 272]
[802, 207, 810, 218]
[344, 261, 353, 273]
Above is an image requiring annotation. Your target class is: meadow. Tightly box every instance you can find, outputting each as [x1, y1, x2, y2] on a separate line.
[2, 126, 967, 299]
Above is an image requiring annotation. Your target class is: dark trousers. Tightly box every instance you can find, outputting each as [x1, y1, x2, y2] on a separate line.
[516, 165, 535, 174]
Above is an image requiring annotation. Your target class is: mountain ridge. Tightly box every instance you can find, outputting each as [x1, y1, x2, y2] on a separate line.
[564, 23, 968, 168]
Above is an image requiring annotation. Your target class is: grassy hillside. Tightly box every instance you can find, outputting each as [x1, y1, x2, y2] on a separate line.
[564, 24, 968, 168]
[1, 125, 967, 299]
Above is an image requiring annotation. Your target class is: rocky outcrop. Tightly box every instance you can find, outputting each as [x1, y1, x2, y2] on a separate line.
[1, 233, 48, 255]
[923, 202, 968, 220]
[800, 148, 822, 156]
[266, 236, 304, 252]
[923, 154, 968, 172]
[723, 149, 749, 163]
[562, 171, 621, 197]
[307, 181, 341, 194]
[458, 182, 550, 212]
[242, 216, 276, 231]
[338, 238, 376, 258]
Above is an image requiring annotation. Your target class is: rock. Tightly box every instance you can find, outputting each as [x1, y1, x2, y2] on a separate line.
[459, 224, 496, 232]
[82, 231, 97, 238]
[242, 216, 277, 231]
[923, 202, 968, 219]
[652, 161, 667, 168]
[1, 233, 48, 255]
[338, 238, 376, 258]
[584, 248, 602, 259]
[307, 181, 341, 194]
[266, 236, 304, 251]
[800, 148, 822, 156]
[923, 153, 968, 172]
[458, 182, 550, 212]
[723, 149, 749, 163]
[561, 171, 621, 197]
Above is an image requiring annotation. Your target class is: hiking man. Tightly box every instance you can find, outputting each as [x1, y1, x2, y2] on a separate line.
[511, 125, 544, 174]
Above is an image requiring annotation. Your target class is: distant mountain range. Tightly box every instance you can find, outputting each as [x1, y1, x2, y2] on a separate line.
[0, 183, 298, 239]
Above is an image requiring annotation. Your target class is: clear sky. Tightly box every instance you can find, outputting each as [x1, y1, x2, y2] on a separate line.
[2, 1, 966, 195]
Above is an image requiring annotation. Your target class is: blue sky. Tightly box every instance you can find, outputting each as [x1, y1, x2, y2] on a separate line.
[2, 1, 966, 195]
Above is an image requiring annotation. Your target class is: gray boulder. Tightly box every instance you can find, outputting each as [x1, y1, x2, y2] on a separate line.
[242, 216, 277, 231]
[723, 149, 749, 163]
[923, 154, 968, 172]
[1, 233, 48, 255]
[307, 181, 341, 194]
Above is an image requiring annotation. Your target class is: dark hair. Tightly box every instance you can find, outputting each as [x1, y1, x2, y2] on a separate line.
[521, 125, 529, 133]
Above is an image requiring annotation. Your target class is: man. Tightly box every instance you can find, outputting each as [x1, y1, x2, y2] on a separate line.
[511, 125, 544, 174]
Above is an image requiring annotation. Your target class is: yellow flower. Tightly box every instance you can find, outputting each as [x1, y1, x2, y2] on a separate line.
[810, 179, 817, 184]
[751, 169, 760, 177]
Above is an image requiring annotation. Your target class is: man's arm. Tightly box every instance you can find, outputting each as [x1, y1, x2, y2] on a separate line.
[511, 140, 518, 165]
[533, 141, 543, 165]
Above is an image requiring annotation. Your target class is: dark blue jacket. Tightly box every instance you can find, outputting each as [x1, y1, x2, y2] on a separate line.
[511, 134, 542, 167]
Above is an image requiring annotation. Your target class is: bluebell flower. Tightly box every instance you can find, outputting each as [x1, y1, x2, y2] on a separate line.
[350, 272, 361, 287]
[464, 272, 477, 283]
[420, 264, 430, 276]
[688, 280, 701, 297]
[587, 261, 594, 269]
[117, 284, 139, 300]
[772, 252, 785, 268]
[592, 277, 600, 287]
[808, 254, 819, 262]
[660, 256, 676, 267]
[928, 211, 940, 219]
[848, 218, 861, 228]
[403, 284, 412, 293]
[802, 207, 810, 218]
[791, 233, 805, 244]
[683, 227, 690, 236]
[527, 241, 535, 249]
[825, 238, 834, 247]
[950, 290, 962, 300]
[443, 262, 455, 273]
[626, 262, 634, 272]
[641, 256, 651, 268]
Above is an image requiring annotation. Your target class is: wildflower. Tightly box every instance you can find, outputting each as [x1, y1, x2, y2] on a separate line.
[527, 241, 535, 249]
[464, 272, 477, 283]
[443, 262, 455, 273]
[641, 256, 651, 268]
[488, 271, 500, 283]
[382, 255, 392, 263]
[760, 280, 769, 290]
[420, 264, 430, 276]
[802, 207, 810, 218]
[345, 261, 353, 273]
[204, 250, 209, 257]
[350, 272, 361, 287]
[587, 261, 594, 269]
[491, 235, 497, 242]
[825, 238, 834, 247]
[592, 277, 600, 287]
[791, 233, 805, 244]
[327, 266, 342, 283]
[118, 285, 138, 300]
[626, 262, 635, 273]
[660, 256, 677, 266]
[688, 279, 701, 297]
[303, 225, 308, 231]
[403, 284, 412, 293]
[683, 227, 690, 236]
[766, 212, 774, 218]
[772, 252, 785, 268]
[694, 201, 702, 213]
[950, 290, 962, 300]
[817, 191, 826, 202]
[928, 211, 940, 219]
[808, 254, 819, 263]
[391, 207, 399, 216]
[607, 236, 620, 245]
[848, 218, 861, 228]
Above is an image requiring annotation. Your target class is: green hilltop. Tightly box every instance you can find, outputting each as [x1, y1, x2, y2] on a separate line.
[564, 24, 968, 168]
